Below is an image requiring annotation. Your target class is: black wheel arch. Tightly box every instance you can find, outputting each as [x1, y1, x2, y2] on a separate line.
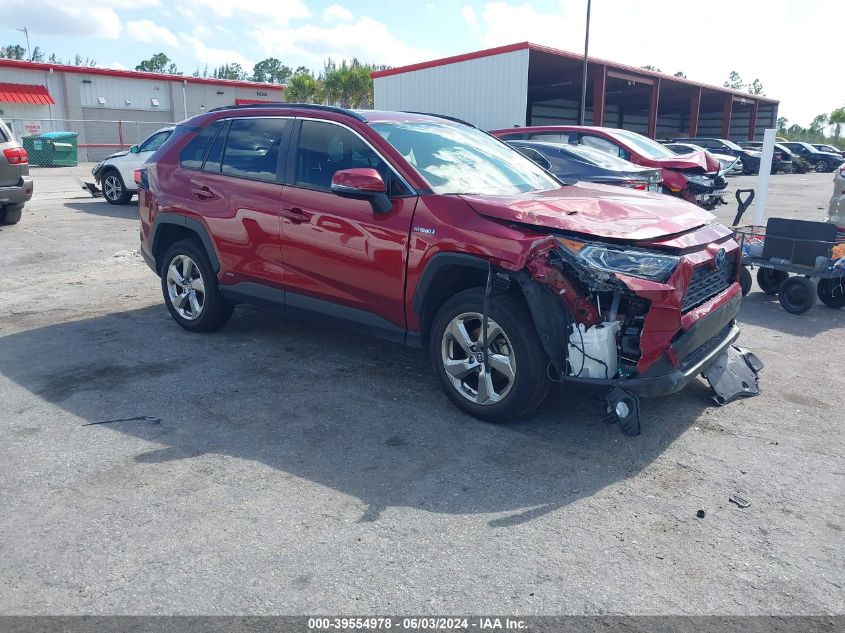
[412, 252, 569, 371]
[151, 213, 221, 275]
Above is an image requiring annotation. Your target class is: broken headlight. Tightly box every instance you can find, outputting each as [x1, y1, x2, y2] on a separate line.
[557, 238, 680, 282]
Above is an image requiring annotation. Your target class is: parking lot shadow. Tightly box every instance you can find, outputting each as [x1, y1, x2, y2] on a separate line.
[739, 289, 845, 337]
[64, 199, 139, 219]
[0, 305, 711, 527]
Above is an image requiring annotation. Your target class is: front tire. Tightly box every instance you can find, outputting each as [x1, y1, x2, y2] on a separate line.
[160, 240, 233, 332]
[814, 160, 828, 173]
[757, 268, 788, 295]
[102, 169, 133, 205]
[0, 203, 23, 225]
[739, 266, 752, 296]
[430, 288, 550, 423]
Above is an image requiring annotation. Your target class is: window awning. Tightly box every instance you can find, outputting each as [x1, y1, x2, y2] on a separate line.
[234, 98, 280, 105]
[0, 82, 55, 105]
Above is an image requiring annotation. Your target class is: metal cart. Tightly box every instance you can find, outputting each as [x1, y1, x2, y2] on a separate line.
[730, 188, 845, 314]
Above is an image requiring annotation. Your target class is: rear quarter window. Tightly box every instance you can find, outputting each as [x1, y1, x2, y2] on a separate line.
[179, 121, 225, 169]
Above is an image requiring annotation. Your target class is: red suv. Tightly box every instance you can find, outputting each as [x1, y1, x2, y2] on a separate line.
[138, 105, 761, 432]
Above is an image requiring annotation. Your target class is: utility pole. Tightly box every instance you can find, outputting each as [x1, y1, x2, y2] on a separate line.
[578, 0, 592, 125]
[16, 27, 31, 61]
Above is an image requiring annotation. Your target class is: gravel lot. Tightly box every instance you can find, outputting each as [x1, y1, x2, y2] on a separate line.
[0, 172, 842, 616]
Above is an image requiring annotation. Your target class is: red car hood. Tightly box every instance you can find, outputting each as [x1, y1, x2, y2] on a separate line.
[461, 183, 716, 241]
[650, 150, 721, 172]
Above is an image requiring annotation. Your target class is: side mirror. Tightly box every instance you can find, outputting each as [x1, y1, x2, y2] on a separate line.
[331, 168, 392, 214]
[129, 145, 140, 154]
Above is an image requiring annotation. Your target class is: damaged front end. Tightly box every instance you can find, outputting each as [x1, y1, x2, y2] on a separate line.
[511, 234, 762, 435]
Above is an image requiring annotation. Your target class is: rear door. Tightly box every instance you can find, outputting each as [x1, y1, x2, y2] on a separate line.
[179, 116, 292, 288]
[278, 118, 417, 338]
[0, 120, 22, 188]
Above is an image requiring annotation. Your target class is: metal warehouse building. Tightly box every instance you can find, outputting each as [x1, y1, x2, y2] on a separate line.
[373, 42, 778, 140]
[0, 59, 285, 160]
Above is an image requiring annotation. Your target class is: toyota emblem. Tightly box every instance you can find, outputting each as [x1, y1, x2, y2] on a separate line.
[715, 248, 726, 270]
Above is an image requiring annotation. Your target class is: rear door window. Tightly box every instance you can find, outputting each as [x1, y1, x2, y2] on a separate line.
[578, 133, 625, 158]
[221, 118, 288, 182]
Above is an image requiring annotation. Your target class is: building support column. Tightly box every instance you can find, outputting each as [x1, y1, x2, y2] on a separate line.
[689, 87, 701, 137]
[721, 95, 733, 139]
[592, 64, 606, 126]
[647, 78, 660, 139]
[748, 100, 759, 141]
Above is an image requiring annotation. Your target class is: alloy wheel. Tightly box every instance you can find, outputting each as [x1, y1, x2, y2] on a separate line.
[441, 312, 516, 405]
[103, 174, 123, 201]
[166, 254, 205, 320]
[815, 161, 827, 173]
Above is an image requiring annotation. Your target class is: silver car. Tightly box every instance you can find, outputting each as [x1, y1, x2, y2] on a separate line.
[0, 118, 34, 225]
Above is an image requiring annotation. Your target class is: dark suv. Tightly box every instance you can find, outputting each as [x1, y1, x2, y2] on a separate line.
[0, 118, 33, 225]
[675, 137, 762, 174]
[780, 142, 844, 172]
[138, 105, 760, 430]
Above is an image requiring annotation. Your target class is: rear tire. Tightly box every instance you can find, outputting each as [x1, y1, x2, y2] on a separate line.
[778, 276, 816, 314]
[102, 169, 133, 205]
[0, 203, 23, 225]
[757, 268, 788, 295]
[739, 266, 752, 296]
[817, 278, 845, 309]
[160, 239, 233, 332]
[430, 287, 550, 423]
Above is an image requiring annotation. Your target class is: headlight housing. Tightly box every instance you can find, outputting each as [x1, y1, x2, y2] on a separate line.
[686, 174, 714, 188]
[558, 238, 680, 282]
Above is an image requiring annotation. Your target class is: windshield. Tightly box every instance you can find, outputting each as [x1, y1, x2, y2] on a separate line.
[610, 129, 677, 159]
[721, 139, 742, 151]
[371, 121, 560, 195]
[668, 143, 704, 155]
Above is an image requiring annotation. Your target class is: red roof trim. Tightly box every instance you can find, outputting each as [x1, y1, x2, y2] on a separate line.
[234, 98, 283, 105]
[370, 42, 530, 79]
[0, 59, 286, 91]
[0, 82, 55, 105]
[371, 41, 778, 105]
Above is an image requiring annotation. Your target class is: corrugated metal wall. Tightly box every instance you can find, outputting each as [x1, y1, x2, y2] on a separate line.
[374, 49, 530, 131]
[78, 74, 172, 112]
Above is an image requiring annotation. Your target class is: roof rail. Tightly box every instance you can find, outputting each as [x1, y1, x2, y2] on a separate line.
[401, 111, 477, 128]
[209, 102, 366, 121]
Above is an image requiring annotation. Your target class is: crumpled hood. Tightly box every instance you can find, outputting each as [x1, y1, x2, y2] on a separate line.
[651, 150, 721, 172]
[460, 183, 716, 241]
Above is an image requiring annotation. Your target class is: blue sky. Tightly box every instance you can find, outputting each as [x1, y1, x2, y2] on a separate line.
[1, 0, 842, 127]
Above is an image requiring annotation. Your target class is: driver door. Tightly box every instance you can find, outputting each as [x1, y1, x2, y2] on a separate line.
[278, 119, 417, 340]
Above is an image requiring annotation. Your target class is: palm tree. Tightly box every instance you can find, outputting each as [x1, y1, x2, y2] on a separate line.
[285, 72, 319, 104]
[830, 107, 845, 143]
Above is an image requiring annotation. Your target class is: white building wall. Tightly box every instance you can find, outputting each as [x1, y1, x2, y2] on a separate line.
[374, 49, 529, 131]
[0, 66, 64, 120]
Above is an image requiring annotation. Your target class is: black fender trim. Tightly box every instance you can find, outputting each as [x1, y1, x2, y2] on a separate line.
[509, 270, 570, 375]
[411, 252, 490, 316]
[151, 213, 221, 273]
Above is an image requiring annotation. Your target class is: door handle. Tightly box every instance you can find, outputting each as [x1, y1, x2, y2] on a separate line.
[281, 207, 312, 224]
[191, 185, 215, 200]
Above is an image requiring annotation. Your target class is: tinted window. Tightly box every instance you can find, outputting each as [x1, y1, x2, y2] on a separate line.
[221, 118, 287, 182]
[179, 121, 224, 170]
[203, 121, 229, 173]
[139, 130, 172, 152]
[296, 120, 394, 192]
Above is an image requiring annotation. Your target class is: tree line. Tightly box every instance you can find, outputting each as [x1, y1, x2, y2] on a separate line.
[778, 108, 845, 148]
[134, 53, 386, 108]
[0, 44, 96, 67]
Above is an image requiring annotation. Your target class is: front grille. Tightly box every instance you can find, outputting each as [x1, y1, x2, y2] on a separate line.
[682, 253, 736, 312]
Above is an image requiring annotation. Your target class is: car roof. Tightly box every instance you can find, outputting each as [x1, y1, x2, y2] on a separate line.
[205, 103, 473, 127]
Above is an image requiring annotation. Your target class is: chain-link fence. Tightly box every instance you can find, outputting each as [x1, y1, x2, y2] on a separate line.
[6, 118, 174, 198]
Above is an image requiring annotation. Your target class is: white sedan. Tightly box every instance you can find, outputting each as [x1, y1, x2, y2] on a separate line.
[88, 126, 174, 204]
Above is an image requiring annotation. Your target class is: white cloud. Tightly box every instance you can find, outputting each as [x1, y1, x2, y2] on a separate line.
[253, 16, 435, 66]
[109, 61, 127, 70]
[475, 1, 573, 49]
[461, 6, 477, 27]
[180, 34, 253, 69]
[2, 0, 122, 39]
[186, 0, 310, 24]
[126, 20, 179, 48]
[322, 4, 354, 22]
